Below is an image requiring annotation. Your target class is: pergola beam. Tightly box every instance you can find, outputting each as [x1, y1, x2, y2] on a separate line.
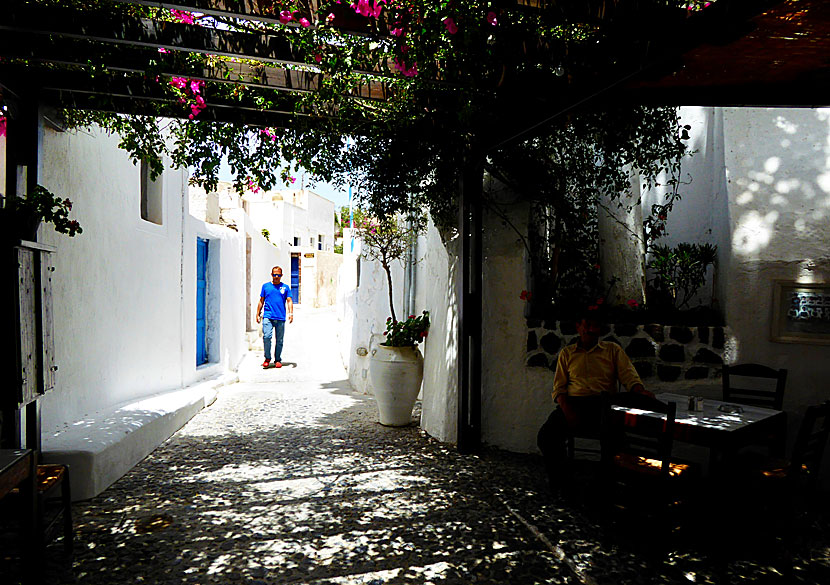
[1, 3, 304, 67]
[0, 32, 395, 101]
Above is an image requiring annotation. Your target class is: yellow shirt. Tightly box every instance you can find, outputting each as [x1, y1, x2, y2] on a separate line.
[552, 341, 643, 402]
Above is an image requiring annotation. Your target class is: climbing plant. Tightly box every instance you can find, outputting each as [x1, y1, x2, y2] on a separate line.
[18, 1, 715, 226]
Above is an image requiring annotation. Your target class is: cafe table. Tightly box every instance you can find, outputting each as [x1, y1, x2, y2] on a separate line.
[653, 393, 787, 454]
[611, 394, 787, 474]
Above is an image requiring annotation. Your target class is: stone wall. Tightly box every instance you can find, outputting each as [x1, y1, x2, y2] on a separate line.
[525, 320, 728, 384]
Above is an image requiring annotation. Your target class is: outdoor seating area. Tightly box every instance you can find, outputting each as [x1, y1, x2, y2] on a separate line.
[553, 375, 830, 554]
[2, 373, 830, 585]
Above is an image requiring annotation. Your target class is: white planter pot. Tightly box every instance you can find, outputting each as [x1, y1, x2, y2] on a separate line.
[369, 345, 424, 426]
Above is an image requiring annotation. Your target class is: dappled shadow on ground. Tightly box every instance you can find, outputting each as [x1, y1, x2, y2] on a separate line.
[2, 385, 830, 584]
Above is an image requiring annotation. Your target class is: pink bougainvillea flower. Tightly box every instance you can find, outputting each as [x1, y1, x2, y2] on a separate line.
[158, 47, 170, 54]
[299, 17, 311, 27]
[169, 76, 187, 89]
[593, 263, 601, 270]
[289, 176, 296, 184]
[486, 11, 498, 26]
[326, 12, 335, 22]
[443, 17, 458, 34]
[279, 10, 293, 23]
[371, 0, 384, 18]
[390, 27, 403, 37]
[519, 290, 529, 300]
[0, 116, 6, 138]
[393, 59, 418, 77]
[314, 53, 322, 63]
[353, 0, 371, 17]
[189, 80, 204, 94]
[627, 299, 640, 308]
[170, 9, 194, 24]
[596, 297, 604, 305]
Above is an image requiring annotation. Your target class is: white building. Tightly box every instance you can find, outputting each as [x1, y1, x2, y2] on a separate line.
[3, 123, 282, 500]
[192, 182, 341, 311]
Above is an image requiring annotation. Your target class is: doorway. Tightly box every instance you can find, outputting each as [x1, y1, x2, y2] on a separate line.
[196, 237, 208, 365]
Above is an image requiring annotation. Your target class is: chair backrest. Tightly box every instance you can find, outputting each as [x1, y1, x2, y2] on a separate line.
[789, 401, 830, 488]
[601, 393, 677, 478]
[722, 363, 787, 411]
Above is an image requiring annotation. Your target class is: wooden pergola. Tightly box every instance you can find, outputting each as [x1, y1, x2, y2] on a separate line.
[2, 0, 827, 453]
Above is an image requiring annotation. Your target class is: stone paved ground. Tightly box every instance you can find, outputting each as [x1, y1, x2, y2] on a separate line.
[3, 307, 830, 584]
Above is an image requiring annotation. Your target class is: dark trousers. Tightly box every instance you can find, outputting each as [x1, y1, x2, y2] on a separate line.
[537, 395, 604, 479]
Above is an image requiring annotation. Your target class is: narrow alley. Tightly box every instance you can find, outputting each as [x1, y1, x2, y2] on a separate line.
[4, 307, 830, 585]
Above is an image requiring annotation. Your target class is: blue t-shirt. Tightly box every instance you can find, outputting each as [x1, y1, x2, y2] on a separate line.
[260, 281, 291, 320]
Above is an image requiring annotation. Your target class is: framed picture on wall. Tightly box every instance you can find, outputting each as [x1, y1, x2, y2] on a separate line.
[771, 280, 830, 344]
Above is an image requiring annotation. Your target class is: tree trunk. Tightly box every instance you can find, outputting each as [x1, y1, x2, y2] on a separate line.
[383, 261, 396, 323]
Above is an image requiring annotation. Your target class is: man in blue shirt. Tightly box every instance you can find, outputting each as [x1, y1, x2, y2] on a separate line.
[256, 266, 294, 368]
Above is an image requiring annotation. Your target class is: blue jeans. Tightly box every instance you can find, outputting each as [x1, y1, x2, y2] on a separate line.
[262, 318, 285, 362]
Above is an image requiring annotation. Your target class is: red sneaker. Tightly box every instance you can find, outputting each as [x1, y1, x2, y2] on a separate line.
[262, 360, 270, 369]
[274, 361, 282, 368]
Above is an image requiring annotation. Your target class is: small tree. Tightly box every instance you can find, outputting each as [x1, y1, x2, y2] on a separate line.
[356, 213, 424, 324]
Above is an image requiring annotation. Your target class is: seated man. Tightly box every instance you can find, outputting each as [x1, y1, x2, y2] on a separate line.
[537, 309, 652, 484]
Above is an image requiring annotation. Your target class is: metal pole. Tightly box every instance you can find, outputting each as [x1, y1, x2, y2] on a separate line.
[457, 148, 483, 453]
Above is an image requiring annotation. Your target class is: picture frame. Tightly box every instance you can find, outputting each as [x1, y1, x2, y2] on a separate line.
[771, 280, 830, 344]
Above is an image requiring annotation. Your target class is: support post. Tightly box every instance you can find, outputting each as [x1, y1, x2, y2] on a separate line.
[457, 149, 483, 453]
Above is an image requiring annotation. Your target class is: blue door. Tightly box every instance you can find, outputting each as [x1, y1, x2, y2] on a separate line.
[196, 238, 208, 365]
[290, 255, 300, 304]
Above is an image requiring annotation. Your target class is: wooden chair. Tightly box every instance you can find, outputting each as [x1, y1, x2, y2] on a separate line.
[735, 401, 830, 542]
[722, 363, 787, 411]
[1, 463, 72, 552]
[754, 400, 830, 495]
[600, 393, 696, 540]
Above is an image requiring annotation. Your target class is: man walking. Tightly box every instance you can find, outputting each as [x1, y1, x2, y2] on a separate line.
[256, 266, 293, 368]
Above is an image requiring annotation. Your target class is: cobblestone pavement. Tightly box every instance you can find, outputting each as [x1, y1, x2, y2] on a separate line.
[3, 307, 830, 584]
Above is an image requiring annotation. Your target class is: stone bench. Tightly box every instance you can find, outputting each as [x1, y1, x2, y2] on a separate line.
[42, 374, 236, 501]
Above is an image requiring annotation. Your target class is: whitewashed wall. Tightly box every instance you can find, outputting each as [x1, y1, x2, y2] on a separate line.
[238, 209, 287, 331]
[35, 125, 249, 432]
[721, 107, 830, 413]
[337, 220, 457, 443]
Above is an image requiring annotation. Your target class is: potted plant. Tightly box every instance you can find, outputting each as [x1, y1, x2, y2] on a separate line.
[371, 311, 430, 426]
[0, 185, 83, 244]
[356, 213, 429, 426]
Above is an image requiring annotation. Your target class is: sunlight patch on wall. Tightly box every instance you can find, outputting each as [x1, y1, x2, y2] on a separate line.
[775, 178, 799, 194]
[733, 210, 778, 256]
[764, 156, 781, 174]
[775, 115, 798, 135]
[798, 259, 819, 283]
[747, 170, 774, 185]
[817, 172, 830, 194]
